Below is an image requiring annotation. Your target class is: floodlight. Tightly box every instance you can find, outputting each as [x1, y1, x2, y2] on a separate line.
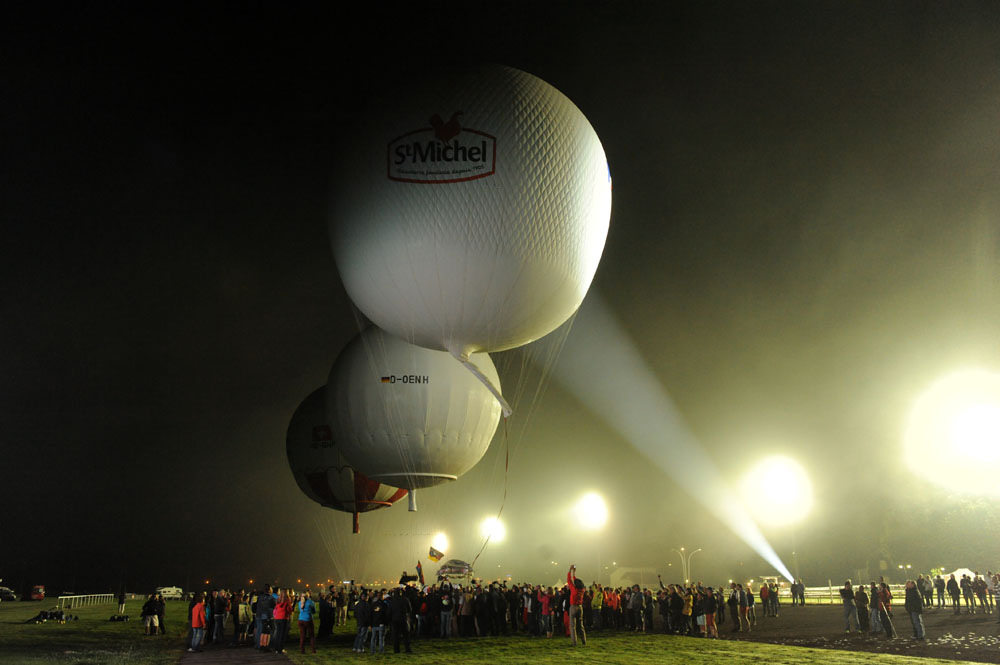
[431, 532, 449, 553]
[574, 492, 609, 529]
[904, 368, 1000, 494]
[740, 455, 813, 526]
[480, 517, 506, 542]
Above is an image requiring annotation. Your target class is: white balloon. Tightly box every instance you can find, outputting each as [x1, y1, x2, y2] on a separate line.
[326, 327, 502, 489]
[286, 387, 407, 531]
[330, 65, 612, 356]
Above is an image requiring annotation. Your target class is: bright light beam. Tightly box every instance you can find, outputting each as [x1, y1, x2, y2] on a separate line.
[551, 296, 794, 582]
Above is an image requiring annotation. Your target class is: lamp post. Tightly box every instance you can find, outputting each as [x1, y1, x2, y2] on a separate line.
[687, 548, 703, 583]
[671, 548, 687, 581]
[671, 547, 703, 583]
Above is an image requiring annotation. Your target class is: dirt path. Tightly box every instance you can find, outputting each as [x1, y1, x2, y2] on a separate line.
[178, 645, 290, 664]
[719, 604, 1000, 663]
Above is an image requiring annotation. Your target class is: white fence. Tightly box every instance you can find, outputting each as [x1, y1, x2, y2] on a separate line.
[787, 583, 905, 604]
[57, 593, 115, 609]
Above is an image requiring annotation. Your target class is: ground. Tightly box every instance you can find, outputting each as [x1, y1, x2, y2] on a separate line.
[1, 597, 997, 664]
[722, 602, 1000, 663]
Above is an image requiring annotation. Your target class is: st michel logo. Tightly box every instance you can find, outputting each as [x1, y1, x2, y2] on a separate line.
[387, 111, 497, 184]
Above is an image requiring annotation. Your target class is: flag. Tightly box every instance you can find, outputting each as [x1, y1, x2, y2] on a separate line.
[428, 547, 444, 562]
[416, 561, 424, 585]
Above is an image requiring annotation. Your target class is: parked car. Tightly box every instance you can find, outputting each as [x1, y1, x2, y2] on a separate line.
[0, 586, 19, 602]
[30, 585, 45, 601]
[154, 586, 184, 599]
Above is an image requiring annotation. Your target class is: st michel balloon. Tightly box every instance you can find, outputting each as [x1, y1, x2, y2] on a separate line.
[289, 65, 611, 531]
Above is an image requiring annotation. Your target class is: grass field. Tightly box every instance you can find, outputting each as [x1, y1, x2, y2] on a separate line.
[1, 600, 991, 665]
[282, 628, 987, 665]
[0, 597, 186, 665]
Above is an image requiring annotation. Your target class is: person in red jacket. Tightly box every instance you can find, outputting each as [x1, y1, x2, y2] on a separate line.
[537, 586, 554, 638]
[568, 565, 587, 646]
[272, 588, 293, 654]
[188, 592, 206, 653]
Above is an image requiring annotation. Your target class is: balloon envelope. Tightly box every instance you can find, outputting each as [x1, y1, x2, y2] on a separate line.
[286, 387, 407, 531]
[327, 327, 502, 489]
[436, 559, 474, 579]
[330, 65, 612, 356]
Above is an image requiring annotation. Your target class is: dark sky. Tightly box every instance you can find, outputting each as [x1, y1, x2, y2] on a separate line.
[3, 1, 1000, 593]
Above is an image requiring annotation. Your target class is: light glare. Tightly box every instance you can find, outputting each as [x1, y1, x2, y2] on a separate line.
[905, 369, 1000, 494]
[949, 404, 1000, 461]
[574, 492, 609, 529]
[431, 532, 449, 553]
[740, 456, 813, 527]
[480, 517, 506, 542]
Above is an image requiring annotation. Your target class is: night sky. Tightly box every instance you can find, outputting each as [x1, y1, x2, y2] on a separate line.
[3, 1, 1000, 594]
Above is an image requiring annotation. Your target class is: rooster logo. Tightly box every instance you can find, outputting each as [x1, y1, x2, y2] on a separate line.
[430, 112, 463, 143]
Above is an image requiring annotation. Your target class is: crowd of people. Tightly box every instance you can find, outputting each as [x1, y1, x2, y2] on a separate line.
[166, 567, 999, 655]
[839, 571, 999, 641]
[170, 565, 800, 655]
[343, 565, 796, 651]
[180, 586, 318, 653]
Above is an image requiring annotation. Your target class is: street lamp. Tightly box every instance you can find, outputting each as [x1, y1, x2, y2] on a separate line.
[671, 548, 686, 581]
[671, 547, 702, 583]
[687, 548, 703, 582]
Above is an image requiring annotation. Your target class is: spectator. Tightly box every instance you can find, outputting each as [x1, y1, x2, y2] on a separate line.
[854, 584, 870, 633]
[627, 584, 643, 632]
[298, 589, 317, 654]
[272, 588, 292, 654]
[874, 582, 896, 638]
[141, 594, 158, 636]
[973, 573, 990, 613]
[947, 574, 961, 614]
[704, 587, 718, 638]
[317, 589, 334, 638]
[440, 585, 454, 638]
[212, 590, 228, 644]
[727, 583, 740, 632]
[904, 580, 925, 640]
[737, 584, 750, 633]
[188, 592, 206, 653]
[935, 575, 946, 608]
[840, 580, 860, 633]
[228, 590, 242, 646]
[154, 593, 166, 635]
[370, 590, 388, 654]
[352, 591, 371, 653]
[389, 587, 413, 653]
[567, 566, 587, 646]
